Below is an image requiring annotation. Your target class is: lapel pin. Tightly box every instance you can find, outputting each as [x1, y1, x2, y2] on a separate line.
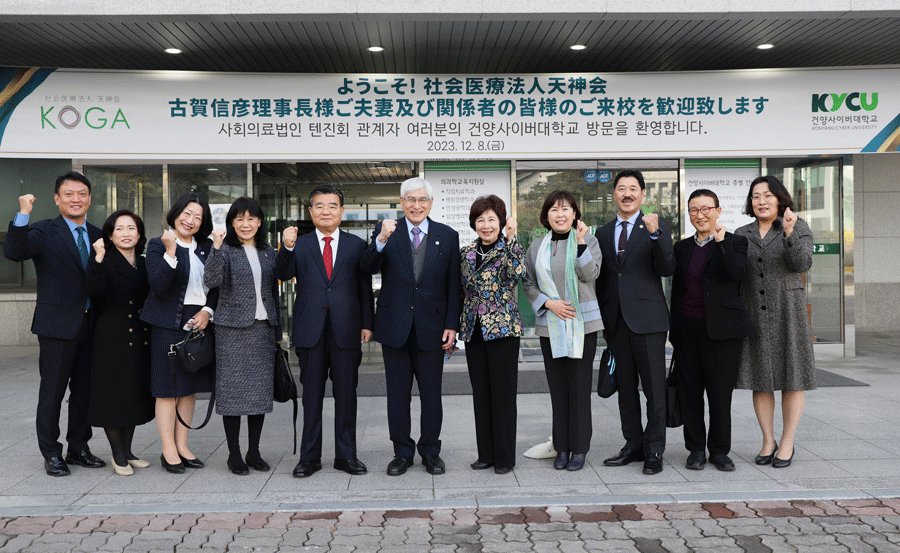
[435, 241, 440, 245]
[639, 225, 644, 229]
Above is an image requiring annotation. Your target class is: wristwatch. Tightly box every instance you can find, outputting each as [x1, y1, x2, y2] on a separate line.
[649, 228, 663, 238]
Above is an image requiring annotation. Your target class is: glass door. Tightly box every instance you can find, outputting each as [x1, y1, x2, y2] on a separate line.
[768, 157, 843, 343]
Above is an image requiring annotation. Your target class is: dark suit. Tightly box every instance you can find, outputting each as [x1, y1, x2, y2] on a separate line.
[359, 217, 461, 458]
[595, 215, 675, 455]
[670, 233, 751, 455]
[4, 215, 102, 458]
[276, 230, 374, 462]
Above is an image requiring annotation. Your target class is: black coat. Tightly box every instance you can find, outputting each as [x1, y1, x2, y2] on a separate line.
[669, 233, 752, 343]
[85, 248, 155, 428]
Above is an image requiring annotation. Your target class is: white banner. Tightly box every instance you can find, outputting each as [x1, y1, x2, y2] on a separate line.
[1, 67, 899, 160]
[426, 164, 512, 245]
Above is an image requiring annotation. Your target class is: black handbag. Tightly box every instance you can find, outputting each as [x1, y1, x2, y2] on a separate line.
[665, 356, 683, 428]
[168, 328, 215, 374]
[274, 344, 299, 454]
[169, 328, 216, 430]
[597, 348, 617, 398]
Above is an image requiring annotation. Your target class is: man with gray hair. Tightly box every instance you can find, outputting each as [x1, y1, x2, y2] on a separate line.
[360, 176, 461, 476]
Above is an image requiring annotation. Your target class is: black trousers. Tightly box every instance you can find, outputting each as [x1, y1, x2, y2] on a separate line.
[539, 331, 597, 455]
[607, 316, 668, 455]
[382, 323, 445, 458]
[465, 327, 519, 469]
[296, 312, 363, 462]
[673, 314, 742, 456]
[36, 312, 93, 458]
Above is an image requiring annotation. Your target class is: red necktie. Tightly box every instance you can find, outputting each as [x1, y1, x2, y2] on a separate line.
[323, 236, 333, 279]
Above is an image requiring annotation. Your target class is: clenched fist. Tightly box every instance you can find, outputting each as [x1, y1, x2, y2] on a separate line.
[18, 194, 35, 215]
[505, 217, 517, 240]
[161, 229, 177, 256]
[643, 212, 660, 234]
[92, 238, 106, 262]
[714, 221, 727, 242]
[211, 228, 225, 250]
[378, 218, 397, 244]
[783, 207, 797, 237]
[575, 220, 588, 244]
[282, 226, 298, 249]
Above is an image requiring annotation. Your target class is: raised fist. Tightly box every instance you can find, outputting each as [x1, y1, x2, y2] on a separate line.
[643, 213, 660, 234]
[575, 220, 588, 244]
[18, 194, 35, 215]
[378, 219, 397, 243]
[282, 226, 298, 249]
[160, 229, 177, 254]
[211, 229, 225, 249]
[92, 238, 106, 262]
[714, 221, 727, 242]
[505, 217, 517, 240]
[783, 207, 797, 237]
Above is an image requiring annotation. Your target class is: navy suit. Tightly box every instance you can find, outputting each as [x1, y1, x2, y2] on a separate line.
[595, 215, 675, 456]
[4, 216, 101, 458]
[360, 217, 461, 458]
[276, 230, 374, 462]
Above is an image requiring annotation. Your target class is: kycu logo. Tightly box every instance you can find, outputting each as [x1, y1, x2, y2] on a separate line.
[41, 106, 131, 129]
[811, 93, 878, 113]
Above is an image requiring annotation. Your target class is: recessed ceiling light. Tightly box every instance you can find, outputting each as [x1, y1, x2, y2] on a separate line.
[164, 48, 182, 55]
[570, 44, 587, 51]
[757, 43, 774, 50]
[368, 46, 384, 52]
[206, 167, 218, 172]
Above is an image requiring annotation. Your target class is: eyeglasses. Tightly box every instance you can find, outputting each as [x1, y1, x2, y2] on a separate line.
[403, 196, 431, 205]
[688, 206, 717, 217]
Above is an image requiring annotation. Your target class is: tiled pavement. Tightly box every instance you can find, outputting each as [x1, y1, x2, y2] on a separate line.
[4, 500, 900, 551]
[1, 335, 899, 551]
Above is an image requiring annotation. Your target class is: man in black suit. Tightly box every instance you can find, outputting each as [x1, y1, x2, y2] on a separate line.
[4, 172, 107, 476]
[670, 189, 751, 472]
[276, 185, 374, 478]
[360, 177, 461, 476]
[595, 169, 675, 475]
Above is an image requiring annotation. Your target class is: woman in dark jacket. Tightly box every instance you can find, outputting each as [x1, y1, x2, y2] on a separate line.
[735, 175, 815, 469]
[459, 195, 525, 474]
[141, 193, 218, 474]
[86, 210, 155, 476]
[670, 190, 751, 473]
[204, 197, 280, 475]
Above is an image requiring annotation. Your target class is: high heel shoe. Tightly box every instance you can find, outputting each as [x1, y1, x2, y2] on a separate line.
[754, 443, 778, 466]
[179, 455, 205, 469]
[127, 457, 150, 469]
[160, 454, 185, 474]
[772, 446, 795, 468]
[111, 457, 133, 476]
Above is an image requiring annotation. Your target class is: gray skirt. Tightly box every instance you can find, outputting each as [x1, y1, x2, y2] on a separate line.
[214, 320, 277, 416]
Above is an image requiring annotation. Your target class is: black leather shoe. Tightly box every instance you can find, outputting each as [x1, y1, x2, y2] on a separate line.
[65, 450, 105, 468]
[44, 456, 70, 477]
[470, 460, 494, 470]
[422, 454, 445, 475]
[755, 444, 778, 466]
[494, 466, 513, 474]
[709, 454, 735, 472]
[772, 446, 794, 468]
[553, 451, 570, 470]
[292, 459, 322, 478]
[160, 454, 185, 474]
[604, 447, 644, 467]
[227, 455, 250, 476]
[567, 453, 586, 471]
[643, 453, 663, 475]
[245, 453, 270, 472]
[685, 451, 706, 470]
[334, 458, 368, 475]
[179, 455, 205, 469]
[387, 456, 414, 476]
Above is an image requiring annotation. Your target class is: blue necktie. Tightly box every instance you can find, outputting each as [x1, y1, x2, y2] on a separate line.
[76, 227, 89, 270]
[412, 227, 421, 249]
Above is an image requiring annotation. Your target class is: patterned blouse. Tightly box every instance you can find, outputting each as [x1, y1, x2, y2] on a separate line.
[459, 236, 526, 342]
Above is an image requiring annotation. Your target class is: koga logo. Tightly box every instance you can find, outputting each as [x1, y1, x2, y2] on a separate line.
[41, 106, 131, 129]
[811, 93, 878, 113]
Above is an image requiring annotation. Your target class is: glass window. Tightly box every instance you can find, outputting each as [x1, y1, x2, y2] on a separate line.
[83, 165, 164, 239]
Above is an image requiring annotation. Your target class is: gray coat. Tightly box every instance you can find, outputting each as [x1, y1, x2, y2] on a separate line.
[734, 218, 816, 392]
[523, 232, 603, 337]
[204, 243, 281, 415]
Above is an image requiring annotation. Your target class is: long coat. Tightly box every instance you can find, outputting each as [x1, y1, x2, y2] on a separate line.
[84, 248, 155, 428]
[734, 217, 816, 392]
[459, 236, 526, 342]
